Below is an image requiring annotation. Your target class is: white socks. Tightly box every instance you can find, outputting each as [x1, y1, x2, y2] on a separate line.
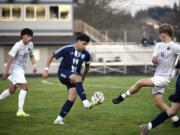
[148, 122, 152, 130]
[18, 90, 27, 112]
[122, 90, 131, 99]
[171, 115, 179, 122]
[0, 89, 11, 100]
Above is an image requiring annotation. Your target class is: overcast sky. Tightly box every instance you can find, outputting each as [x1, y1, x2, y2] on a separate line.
[110, 0, 180, 16]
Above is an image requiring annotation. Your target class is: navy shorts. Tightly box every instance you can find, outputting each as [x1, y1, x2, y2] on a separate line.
[58, 69, 75, 89]
[169, 75, 180, 103]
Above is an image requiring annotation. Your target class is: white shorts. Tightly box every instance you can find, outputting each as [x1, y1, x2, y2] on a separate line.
[8, 68, 27, 85]
[150, 76, 170, 95]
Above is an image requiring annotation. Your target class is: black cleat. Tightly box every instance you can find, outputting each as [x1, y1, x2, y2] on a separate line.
[112, 95, 124, 104]
[173, 119, 180, 128]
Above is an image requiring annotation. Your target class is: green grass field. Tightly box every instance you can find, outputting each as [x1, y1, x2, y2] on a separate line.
[0, 76, 180, 135]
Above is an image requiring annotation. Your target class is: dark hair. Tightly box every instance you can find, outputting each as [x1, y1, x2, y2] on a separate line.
[76, 32, 90, 43]
[21, 28, 33, 37]
[159, 23, 174, 37]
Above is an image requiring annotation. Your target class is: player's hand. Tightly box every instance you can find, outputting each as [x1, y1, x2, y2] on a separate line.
[33, 67, 37, 73]
[42, 70, 48, 79]
[152, 56, 159, 65]
[2, 73, 8, 80]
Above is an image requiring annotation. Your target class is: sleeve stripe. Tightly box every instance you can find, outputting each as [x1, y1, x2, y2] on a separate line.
[54, 44, 74, 54]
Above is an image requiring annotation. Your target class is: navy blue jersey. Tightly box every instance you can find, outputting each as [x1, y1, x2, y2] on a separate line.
[53, 44, 91, 74]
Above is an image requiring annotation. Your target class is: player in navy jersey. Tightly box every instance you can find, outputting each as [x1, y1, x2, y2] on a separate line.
[43, 33, 94, 125]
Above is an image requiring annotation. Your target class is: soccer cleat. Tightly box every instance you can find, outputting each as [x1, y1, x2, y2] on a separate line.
[173, 119, 180, 128]
[112, 95, 124, 104]
[53, 118, 65, 125]
[83, 100, 93, 109]
[139, 124, 149, 135]
[16, 111, 30, 117]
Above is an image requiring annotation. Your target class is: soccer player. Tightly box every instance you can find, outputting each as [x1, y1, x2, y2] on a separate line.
[42, 32, 94, 125]
[0, 28, 37, 117]
[112, 23, 180, 127]
[140, 74, 180, 135]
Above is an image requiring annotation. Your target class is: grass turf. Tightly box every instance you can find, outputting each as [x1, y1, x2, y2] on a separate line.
[0, 76, 180, 135]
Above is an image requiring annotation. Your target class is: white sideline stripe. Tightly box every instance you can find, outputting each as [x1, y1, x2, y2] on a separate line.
[41, 80, 54, 85]
[40, 80, 176, 90]
[85, 84, 121, 89]
[85, 84, 176, 90]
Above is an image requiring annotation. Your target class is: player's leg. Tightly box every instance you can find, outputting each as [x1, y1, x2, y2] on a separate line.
[168, 75, 180, 127]
[16, 83, 30, 117]
[112, 78, 154, 104]
[153, 93, 170, 111]
[0, 84, 17, 100]
[58, 70, 92, 108]
[0, 74, 18, 100]
[153, 88, 180, 126]
[140, 103, 180, 135]
[10, 69, 30, 116]
[70, 74, 92, 108]
[54, 87, 77, 125]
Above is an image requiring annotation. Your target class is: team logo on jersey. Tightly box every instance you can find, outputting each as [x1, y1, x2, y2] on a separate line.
[81, 54, 85, 59]
[161, 52, 165, 58]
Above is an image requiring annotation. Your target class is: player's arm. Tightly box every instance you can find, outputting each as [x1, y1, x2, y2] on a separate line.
[82, 63, 90, 81]
[30, 55, 37, 73]
[82, 52, 91, 81]
[152, 56, 158, 65]
[42, 47, 65, 79]
[3, 43, 19, 80]
[42, 54, 54, 79]
[2, 55, 13, 80]
[152, 44, 159, 65]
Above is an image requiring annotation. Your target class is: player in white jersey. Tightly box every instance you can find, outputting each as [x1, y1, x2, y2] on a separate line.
[112, 23, 180, 127]
[0, 28, 37, 117]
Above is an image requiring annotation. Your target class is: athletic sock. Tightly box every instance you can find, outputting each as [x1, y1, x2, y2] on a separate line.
[151, 111, 170, 129]
[18, 90, 27, 112]
[121, 90, 131, 99]
[76, 82, 87, 101]
[171, 115, 179, 122]
[0, 89, 11, 100]
[148, 123, 152, 130]
[59, 100, 74, 118]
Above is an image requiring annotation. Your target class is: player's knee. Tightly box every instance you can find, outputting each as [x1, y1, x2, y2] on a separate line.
[154, 99, 163, 107]
[70, 75, 82, 84]
[20, 84, 28, 91]
[74, 75, 82, 83]
[136, 80, 144, 88]
[9, 85, 17, 94]
[68, 94, 77, 101]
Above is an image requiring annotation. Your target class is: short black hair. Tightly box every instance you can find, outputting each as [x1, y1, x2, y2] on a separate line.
[76, 32, 90, 43]
[159, 23, 174, 37]
[21, 28, 33, 37]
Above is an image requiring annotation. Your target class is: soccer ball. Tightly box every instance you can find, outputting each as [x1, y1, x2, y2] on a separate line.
[91, 91, 105, 104]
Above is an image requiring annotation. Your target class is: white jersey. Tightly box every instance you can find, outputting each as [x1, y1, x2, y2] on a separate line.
[153, 41, 180, 80]
[9, 40, 34, 70]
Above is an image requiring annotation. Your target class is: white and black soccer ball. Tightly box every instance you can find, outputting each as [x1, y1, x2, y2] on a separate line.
[91, 91, 105, 104]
